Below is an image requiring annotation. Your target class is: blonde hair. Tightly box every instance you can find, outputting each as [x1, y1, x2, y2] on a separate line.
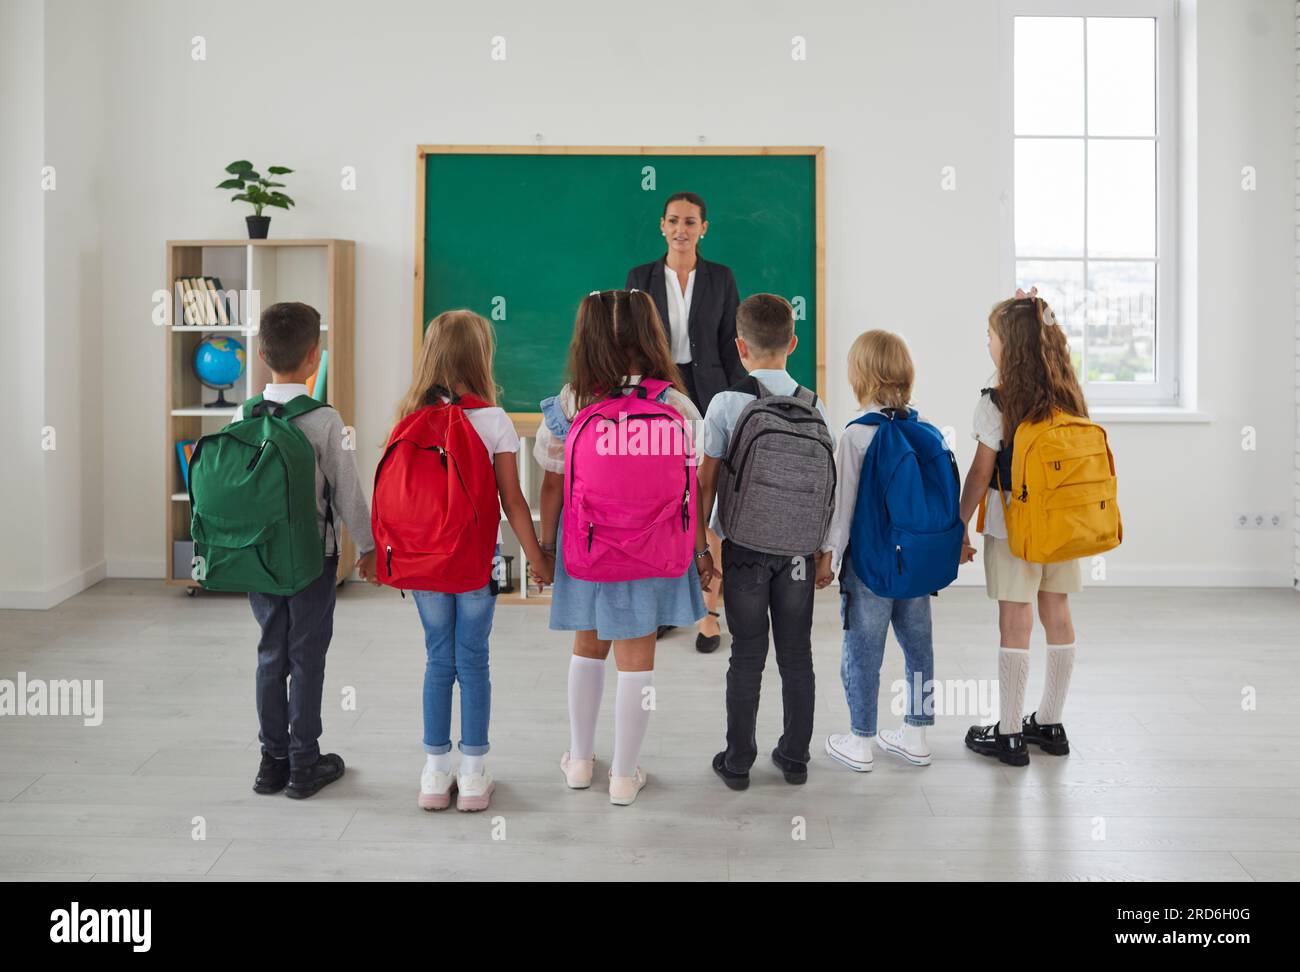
[396, 310, 498, 421]
[847, 329, 914, 410]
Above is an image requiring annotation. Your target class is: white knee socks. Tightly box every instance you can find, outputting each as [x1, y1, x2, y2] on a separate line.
[567, 655, 606, 761]
[997, 647, 1030, 736]
[1038, 642, 1077, 725]
[612, 670, 654, 779]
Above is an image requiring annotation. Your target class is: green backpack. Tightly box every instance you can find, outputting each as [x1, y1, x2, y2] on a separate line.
[189, 394, 331, 595]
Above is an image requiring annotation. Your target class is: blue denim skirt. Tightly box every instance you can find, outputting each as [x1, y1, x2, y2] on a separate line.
[548, 512, 706, 641]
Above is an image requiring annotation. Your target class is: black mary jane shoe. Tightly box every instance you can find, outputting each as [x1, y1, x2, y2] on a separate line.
[695, 611, 722, 653]
[1022, 711, 1070, 756]
[964, 723, 1029, 767]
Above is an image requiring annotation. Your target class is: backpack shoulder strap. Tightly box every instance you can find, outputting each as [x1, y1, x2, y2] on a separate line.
[239, 394, 264, 420]
[728, 375, 764, 399]
[791, 385, 819, 408]
[456, 393, 491, 410]
[634, 377, 672, 401]
[849, 411, 885, 428]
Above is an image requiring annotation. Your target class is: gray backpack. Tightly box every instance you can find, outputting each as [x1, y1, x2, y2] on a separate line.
[717, 376, 836, 556]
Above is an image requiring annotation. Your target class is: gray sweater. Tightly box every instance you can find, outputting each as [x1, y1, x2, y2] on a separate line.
[243, 386, 375, 557]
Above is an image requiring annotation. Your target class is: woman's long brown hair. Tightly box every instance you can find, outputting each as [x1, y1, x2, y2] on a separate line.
[989, 296, 1088, 442]
[566, 290, 685, 409]
[395, 309, 498, 423]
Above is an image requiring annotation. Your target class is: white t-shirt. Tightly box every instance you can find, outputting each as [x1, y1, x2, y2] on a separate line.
[971, 393, 1009, 540]
[664, 268, 695, 364]
[443, 397, 519, 542]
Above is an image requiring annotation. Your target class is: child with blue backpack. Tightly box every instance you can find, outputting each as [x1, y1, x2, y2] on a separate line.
[819, 330, 969, 772]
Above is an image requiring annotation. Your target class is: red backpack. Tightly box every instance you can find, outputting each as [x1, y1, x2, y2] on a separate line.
[372, 393, 500, 593]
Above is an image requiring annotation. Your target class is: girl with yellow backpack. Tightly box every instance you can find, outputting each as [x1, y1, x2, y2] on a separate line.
[957, 289, 1121, 766]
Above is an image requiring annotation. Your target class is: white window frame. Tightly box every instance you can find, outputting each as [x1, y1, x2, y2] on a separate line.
[999, 0, 1181, 406]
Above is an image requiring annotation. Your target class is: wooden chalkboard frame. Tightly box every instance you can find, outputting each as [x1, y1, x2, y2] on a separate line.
[414, 145, 825, 434]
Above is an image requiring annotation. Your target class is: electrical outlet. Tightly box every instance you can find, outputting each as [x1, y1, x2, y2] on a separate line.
[1233, 511, 1288, 529]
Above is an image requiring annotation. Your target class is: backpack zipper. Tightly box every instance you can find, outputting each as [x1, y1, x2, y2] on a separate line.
[896, 545, 903, 574]
[245, 440, 268, 471]
[587, 522, 594, 551]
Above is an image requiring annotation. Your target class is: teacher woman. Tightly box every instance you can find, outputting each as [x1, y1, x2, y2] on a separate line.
[626, 191, 744, 653]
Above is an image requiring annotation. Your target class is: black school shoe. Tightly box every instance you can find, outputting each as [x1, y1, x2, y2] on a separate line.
[1022, 712, 1070, 756]
[284, 753, 346, 799]
[712, 751, 750, 791]
[696, 611, 722, 654]
[656, 625, 676, 639]
[964, 723, 1029, 767]
[771, 747, 809, 785]
[253, 753, 291, 795]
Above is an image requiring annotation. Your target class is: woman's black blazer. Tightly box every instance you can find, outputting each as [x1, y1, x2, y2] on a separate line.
[625, 255, 745, 413]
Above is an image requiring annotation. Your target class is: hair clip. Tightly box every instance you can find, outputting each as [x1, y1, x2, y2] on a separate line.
[629, 288, 640, 294]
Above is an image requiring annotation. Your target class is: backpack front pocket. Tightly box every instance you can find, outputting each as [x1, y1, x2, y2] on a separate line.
[1036, 481, 1120, 561]
[192, 512, 287, 592]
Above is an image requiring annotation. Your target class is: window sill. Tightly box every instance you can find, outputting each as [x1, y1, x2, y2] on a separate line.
[1090, 406, 1213, 424]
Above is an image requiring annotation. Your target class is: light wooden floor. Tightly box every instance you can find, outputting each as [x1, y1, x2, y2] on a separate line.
[0, 580, 1297, 882]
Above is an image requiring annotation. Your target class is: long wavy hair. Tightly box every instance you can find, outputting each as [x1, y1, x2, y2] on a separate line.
[396, 309, 498, 422]
[988, 296, 1087, 441]
[566, 290, 684, 409]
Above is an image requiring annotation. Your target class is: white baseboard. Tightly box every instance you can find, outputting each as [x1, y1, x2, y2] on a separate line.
[0, 561, 107, 610]
[106, 559, 165, 579]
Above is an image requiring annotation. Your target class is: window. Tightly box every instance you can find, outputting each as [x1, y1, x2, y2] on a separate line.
[1008, 0, 1178, 405]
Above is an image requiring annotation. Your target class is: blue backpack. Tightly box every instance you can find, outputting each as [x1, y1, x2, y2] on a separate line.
[848, 408, 963, 599]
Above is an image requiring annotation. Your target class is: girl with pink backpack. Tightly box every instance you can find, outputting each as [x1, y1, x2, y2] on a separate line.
[535, 290, 715, 806]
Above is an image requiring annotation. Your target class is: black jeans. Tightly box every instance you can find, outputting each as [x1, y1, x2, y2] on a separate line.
[721, 540, 817, 772]
[249, 557, 338, 769]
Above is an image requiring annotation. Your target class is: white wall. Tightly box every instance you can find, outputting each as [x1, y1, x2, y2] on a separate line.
[5, 0, 1297, 602]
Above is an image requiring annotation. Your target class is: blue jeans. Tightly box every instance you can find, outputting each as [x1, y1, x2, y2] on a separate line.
[413, 581, 496, 756]
[839, 556, 934, 737]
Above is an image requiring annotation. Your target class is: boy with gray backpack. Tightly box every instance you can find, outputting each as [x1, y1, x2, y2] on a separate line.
[696, 294, 836, 790]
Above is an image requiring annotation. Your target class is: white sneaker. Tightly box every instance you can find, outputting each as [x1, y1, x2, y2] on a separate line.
[418, 766, 456, 811]
[877, 725, 932, 766]
[608, 767, 647, 806]
[455, 772, 495, 812]
[825, 732, 874, 772]
[560, 751, 595, 789]
[878, 727, 930, 764]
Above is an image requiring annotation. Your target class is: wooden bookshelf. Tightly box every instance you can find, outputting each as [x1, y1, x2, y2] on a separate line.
[165, 239, 356, 592]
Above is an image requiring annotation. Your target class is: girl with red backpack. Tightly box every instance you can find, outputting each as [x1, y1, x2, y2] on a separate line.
[535, 290, 715, 806]
[374, 311, 552, 813]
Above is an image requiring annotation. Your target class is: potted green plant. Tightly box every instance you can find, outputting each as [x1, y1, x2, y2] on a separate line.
[217, 160, 295, 238]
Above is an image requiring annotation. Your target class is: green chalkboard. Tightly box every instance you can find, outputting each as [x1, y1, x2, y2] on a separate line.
[418, 149, 821, 415]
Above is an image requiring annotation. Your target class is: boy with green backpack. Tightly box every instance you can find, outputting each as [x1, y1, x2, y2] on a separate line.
[189, 301, 376, 799]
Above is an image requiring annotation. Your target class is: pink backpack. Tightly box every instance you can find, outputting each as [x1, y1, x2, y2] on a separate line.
[562, 378, 697, 582]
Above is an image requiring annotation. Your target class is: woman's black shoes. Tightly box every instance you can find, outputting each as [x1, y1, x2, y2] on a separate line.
[656, 625, 676, 639]
[964, 723, 1029, 766]
[1022, 712, 1070, 755]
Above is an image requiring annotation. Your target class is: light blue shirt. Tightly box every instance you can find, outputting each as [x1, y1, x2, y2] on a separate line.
[702, 368, 835, 538]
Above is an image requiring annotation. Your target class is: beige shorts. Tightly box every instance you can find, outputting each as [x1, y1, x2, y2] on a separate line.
[983, 536, 1083, 603]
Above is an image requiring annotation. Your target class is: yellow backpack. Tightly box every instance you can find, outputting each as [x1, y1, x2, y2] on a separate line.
[979, 410, 1122, 564]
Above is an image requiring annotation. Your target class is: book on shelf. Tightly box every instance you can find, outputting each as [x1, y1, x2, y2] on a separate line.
[173, 276, 236, 326]
[175, 439, 196, 489]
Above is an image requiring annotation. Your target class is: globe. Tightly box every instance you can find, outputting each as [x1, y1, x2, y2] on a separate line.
[193, 335, 246, 408]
